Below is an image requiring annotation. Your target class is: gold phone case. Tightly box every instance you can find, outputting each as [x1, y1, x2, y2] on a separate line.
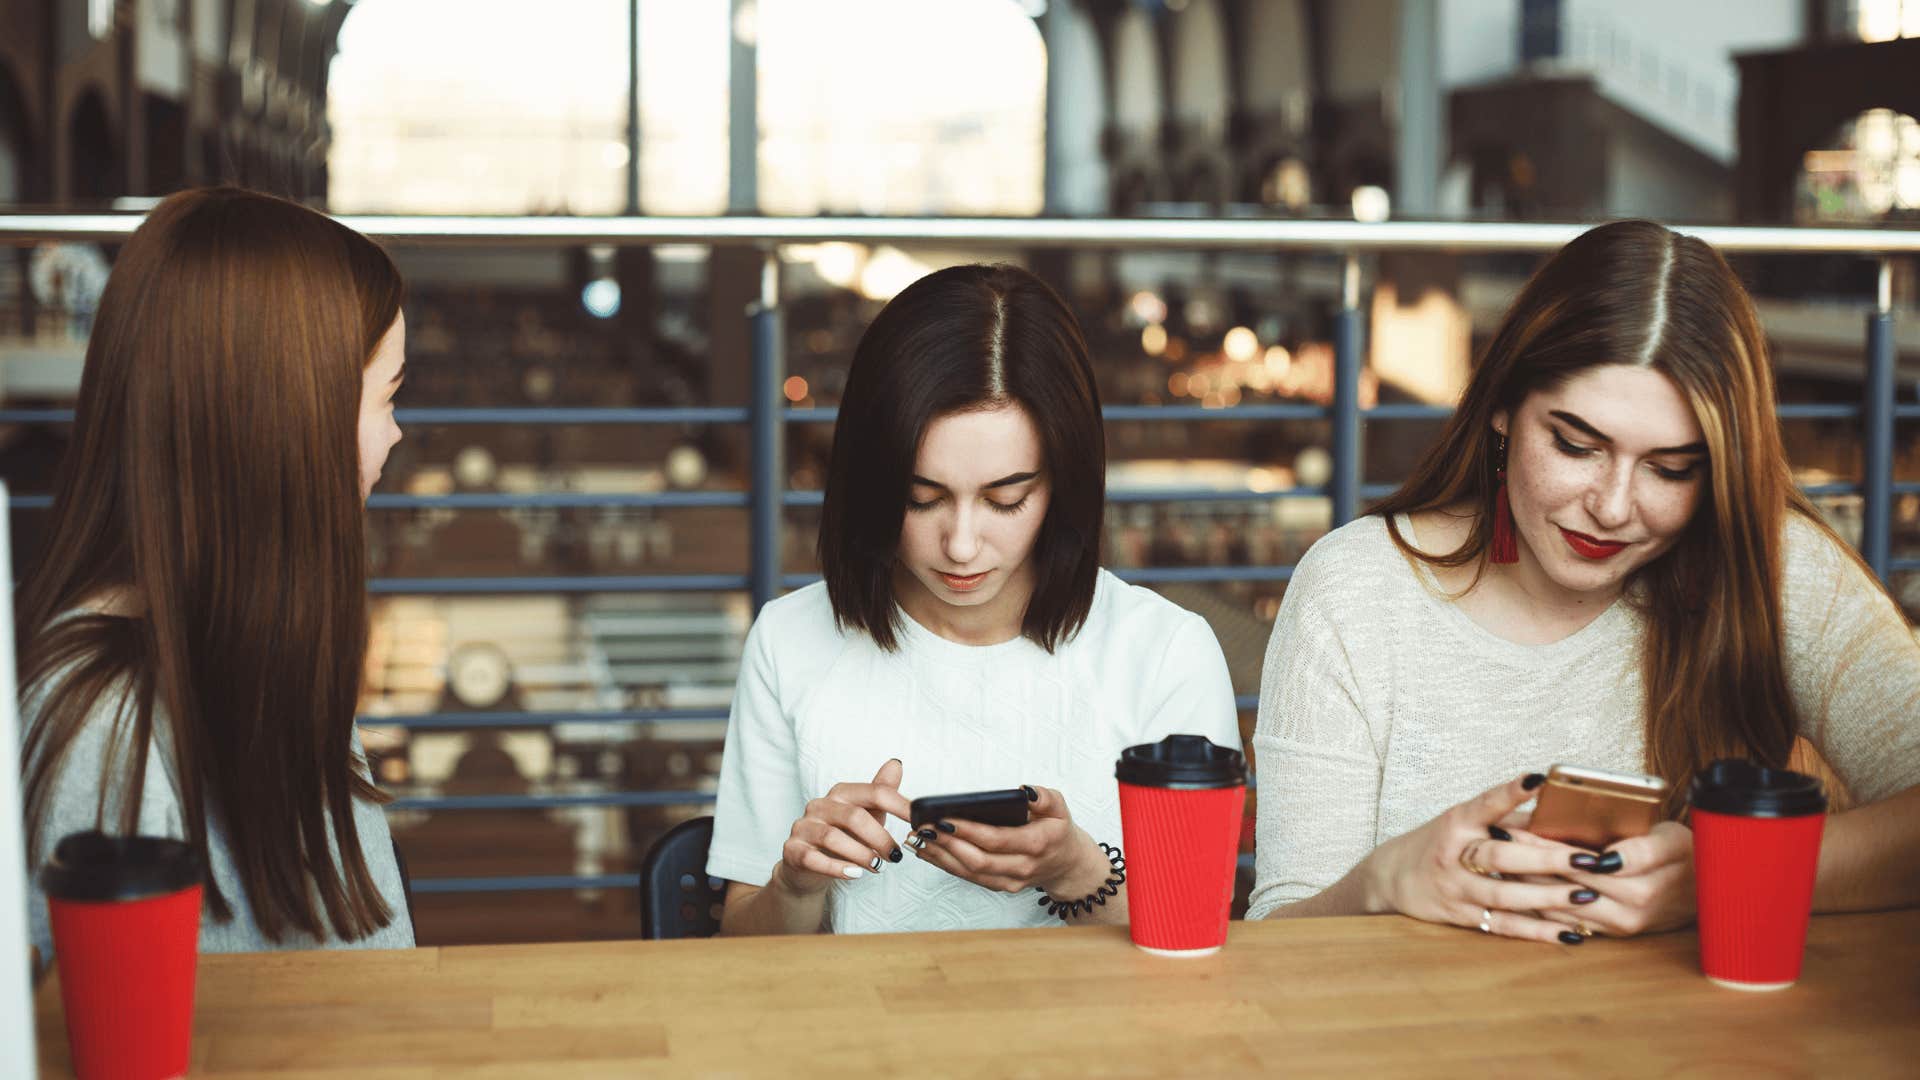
[1528, 765, 1667, 851]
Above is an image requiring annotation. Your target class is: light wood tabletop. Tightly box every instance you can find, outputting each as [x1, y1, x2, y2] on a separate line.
[34, 909, 1920, 1078]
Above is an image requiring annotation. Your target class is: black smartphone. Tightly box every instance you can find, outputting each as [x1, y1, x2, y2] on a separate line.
[909, 788, 1030, 829]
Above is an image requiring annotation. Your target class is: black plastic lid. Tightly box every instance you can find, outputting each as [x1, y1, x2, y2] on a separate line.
[1689, 759, 1827, 818]
[39, 831, 202, 902]
[1116, 734, 1246, 789]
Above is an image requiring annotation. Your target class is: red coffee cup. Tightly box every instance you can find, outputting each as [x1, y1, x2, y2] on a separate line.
[42, 832, 203, 1079]
[1689, 760, 1827, 991]
[1116, 735, 1246, 956]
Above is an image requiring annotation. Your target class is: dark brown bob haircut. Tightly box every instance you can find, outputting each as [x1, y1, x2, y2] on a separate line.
[817, 263, 1105, 652]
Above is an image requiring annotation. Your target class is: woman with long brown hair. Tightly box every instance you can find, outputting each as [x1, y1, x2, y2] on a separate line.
[20, 187, 413, 966]
[1250, 220, 1920, 943]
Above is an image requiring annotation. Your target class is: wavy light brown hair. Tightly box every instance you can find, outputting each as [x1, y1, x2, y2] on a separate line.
[18, 187, 403, 941]
[1373, 219, 1865, 815]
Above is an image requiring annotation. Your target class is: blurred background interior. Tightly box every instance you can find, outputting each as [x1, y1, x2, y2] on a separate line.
[0, 0, 1914, 944]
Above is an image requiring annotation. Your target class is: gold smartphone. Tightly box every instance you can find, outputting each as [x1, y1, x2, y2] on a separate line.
[1527, 764, 1669, 851]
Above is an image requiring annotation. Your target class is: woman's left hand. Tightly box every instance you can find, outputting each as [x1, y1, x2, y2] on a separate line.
[1500, 819, 1697, 937]
[909, 785, 1113, 898]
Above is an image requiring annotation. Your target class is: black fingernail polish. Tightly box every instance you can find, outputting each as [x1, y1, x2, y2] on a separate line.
[917, 828, 936, 841]
[1487, 826, 1513, 842]
[1594, 851, 1623, 874]
[1570, 853, 1599, 870]
[1571, 888, 1598, 904]
[888, 847, 903, 863]
[936, 820, 956, 834]
[1022, 785, 1038, 802]
[1558, 930, 1585, 945]
[1522, 773, 1546, 791]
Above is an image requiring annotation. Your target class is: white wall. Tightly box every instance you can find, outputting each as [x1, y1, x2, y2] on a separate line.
[1111, 6, 1163, 134]
[1170, 0, 1232, 134]
[1324, 0, 1400, 103]
[1239, 0, 1312, 114]
[1043, 0, 1109, 215]
[1438, 0, 1520, 88]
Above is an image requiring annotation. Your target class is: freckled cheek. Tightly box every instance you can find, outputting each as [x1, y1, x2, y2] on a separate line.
[1638, 483, 1703, 545]
[1509, 455, 1595, 518]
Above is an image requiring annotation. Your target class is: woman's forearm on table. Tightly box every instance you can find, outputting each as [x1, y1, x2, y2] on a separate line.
[1813, 784, 1920, 913]
[718, 865, 829, 936]
[1258, 859, 1383, 919]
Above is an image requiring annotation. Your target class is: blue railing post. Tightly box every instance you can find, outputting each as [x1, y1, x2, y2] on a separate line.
[1862, 258, 1895, 581]
[749, 251, 785, 613]
[1331, 254, 1364, 526]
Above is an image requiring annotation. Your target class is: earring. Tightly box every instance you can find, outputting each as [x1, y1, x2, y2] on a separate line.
[1491, 433, 1519, 565]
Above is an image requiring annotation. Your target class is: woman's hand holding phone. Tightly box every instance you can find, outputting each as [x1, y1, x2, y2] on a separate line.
[774, 758, 912, 896]
[913, 785, 1112, 900]
[1365, 774, 1619, 945]
[1490, 818, 1697, 938]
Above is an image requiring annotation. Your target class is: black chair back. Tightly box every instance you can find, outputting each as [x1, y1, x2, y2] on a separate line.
[639, 815, 726, 940]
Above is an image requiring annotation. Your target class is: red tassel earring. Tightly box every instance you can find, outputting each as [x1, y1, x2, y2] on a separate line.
[1490, 433, 1519, 564]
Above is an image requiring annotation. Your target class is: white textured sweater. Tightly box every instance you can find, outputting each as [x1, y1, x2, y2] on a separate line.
[1249, 513, 1920, 920]
[708, 572, 1240, 934]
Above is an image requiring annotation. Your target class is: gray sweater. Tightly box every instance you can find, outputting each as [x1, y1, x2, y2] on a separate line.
[24, 676, 414, 969]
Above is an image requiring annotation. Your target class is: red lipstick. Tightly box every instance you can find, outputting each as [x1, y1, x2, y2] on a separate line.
[1559, 527, 1628, 560]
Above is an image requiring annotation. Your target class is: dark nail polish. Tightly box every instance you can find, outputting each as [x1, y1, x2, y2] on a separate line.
[1522, 773, 1546, 791]
[1570, 853, 1600, 870]
[936, 820, 956, 834]
[888, 847, 903, 864]
[917, 828, 936, 842]
[1570, 888, 1598, 904]
[1594, 851, 1623, 874]
[1022, 785, 1039, 802]
[1558, 930, 1585, 945]
[1487, 826, 1513, 842]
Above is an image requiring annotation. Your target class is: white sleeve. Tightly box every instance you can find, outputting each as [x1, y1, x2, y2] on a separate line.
[26, 685, 184, 970]
[1247, 561, 1382, 920]
[1780, 518, 1920, 804]
[704, 613, 803, 888]
[1139, 612, 1242, 752]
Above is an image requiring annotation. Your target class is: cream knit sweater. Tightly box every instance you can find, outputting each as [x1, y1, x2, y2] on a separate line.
[1250, 512, 1920, 919]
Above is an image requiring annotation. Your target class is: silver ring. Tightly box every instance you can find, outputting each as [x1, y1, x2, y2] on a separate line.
[1478, 908, 1494, 934]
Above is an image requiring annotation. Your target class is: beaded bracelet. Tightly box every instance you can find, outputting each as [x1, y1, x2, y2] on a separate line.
[1037, 842, 1126, 920]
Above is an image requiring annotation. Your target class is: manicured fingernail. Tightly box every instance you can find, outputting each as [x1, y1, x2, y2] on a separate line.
[1571, 888, 1598, 904]
[1487, 826, 1513, 842]
[1022, 785, 1038, 802]
[1570, 853, 1599, 870]
[1521, 773, 1546, 791]
[1558, 930, 1585, 945]
[1594, 851, 1623, 874]
[868, 856, 883, 872]
[888, 847, 903, 863]
[842, 866, 865, 879]
[936, 820, 956, 834]
[904, 834, 924, 851]
[917, 828, 936, 842]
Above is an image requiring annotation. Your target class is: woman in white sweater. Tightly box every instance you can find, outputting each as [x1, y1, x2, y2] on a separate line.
[709, 264, 1239, 935]
[1251, 220, 1920, 943]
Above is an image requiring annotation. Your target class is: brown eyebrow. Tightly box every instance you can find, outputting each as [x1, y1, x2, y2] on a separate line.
[1548, 410, 1705, 456]
[909, 470, 1040, 491]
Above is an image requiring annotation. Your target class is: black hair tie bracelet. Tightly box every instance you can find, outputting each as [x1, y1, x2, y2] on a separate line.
[1037, 841, 1125, 920]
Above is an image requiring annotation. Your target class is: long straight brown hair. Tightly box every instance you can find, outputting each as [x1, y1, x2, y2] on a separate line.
[1373, 219, 1863, 815]
[18, 187, 403, 941]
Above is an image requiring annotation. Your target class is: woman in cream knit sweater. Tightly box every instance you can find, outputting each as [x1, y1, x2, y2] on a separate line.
[1251, 221, 1920, 943]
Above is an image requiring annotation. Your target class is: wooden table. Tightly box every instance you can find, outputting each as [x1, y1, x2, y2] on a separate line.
[34, 910, 1920, 1077]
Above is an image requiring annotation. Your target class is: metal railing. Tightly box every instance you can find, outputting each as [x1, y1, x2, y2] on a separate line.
[2, 214, 1912, 896]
